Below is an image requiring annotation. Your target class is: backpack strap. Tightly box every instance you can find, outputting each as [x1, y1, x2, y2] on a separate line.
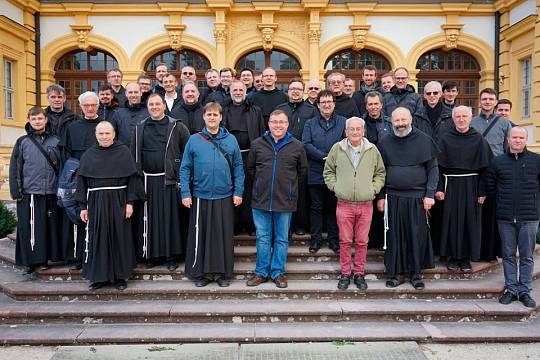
[481, 116, 500, 138]
[197, 132, 235, 182]
[26, 135, 59, 174]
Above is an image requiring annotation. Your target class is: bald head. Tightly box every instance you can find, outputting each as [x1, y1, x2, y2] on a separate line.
[508, 126, 528, 154]
[125, 82, 142, 105]
[95, 121, 115, 148]
[96, 121, 114, 133]
[391, 107, 412, 137]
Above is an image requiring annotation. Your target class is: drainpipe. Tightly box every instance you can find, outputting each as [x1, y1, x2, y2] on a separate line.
[35, 12, 41, 107]
[494, 11, 500, 94]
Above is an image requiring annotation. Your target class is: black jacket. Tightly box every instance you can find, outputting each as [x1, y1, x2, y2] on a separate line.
[425, 101, 453, 141]
[164, 95, 184, 116]
[112, 85, 127, 108]
[9, 122, 60, 198]
[352, 81, 384, 115]
[170, 102, 205, 134]
[486, 149, 540, 222]
[116, 103, 150, 146]
[333, 93, 360, 119]
[363, 113, 392, 145]
[44, 106, 76, 140]
[275, 101, 318, 140]
[247, 132, 307, 212]
[222, 101, 266, 143]
[202, 85, 232, 107]
[384, 85, 430, 135]
[252, 88, 288, 125]
[131, 116, 190, 186]
[60, 115, 116, 161]
[97, 103, 119, 123]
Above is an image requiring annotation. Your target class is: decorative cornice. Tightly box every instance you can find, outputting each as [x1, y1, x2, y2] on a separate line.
[70, 24, 93, 51]
[164, 24, 186, 51]
[441, 23, 463, 50]
[257, 23, 278, 52]
[349, 24, 371, 51]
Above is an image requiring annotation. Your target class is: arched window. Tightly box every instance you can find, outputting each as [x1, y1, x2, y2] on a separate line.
[416, 49, 480, 113]
[145, 49, 211, 89]
[55, 49, 118, 112]
[235, 50, 300, 91]
[325, 49, 391, 87]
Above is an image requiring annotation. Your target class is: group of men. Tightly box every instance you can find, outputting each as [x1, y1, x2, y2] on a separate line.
[9, 63, 540, 309]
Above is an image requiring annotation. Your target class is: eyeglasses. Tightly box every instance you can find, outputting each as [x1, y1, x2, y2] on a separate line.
[182, 72, 194, 76]
[81, 104, 98, 108]
[288, 87, 303, 91]
[425, 91, 440, 96]
[347, 127, 363, 132]
[395, 77, 407, 80]
[319, 100, 334, 105]
[329, 80, 343, 85]
[268, 120, 288, 125]
[308, 87, 320, 91]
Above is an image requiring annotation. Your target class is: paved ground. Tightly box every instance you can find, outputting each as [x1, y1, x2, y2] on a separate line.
[1, 342, 540, 360]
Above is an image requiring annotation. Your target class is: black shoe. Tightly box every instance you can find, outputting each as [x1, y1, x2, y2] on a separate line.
[519, 293, 537, 308]
[23, 266, 35, 274]
[446, 260, 459, 271]
[499, 291, 517, 305]
[89, 281, 108, 291]
[309, 245, 320, 254]
[353, 274, 368, 290]
[295, 226, 306, 236]
[166, 261, 178, 272]
[337, 275, 350, 290]
[195, 277, 211, 287]
[385, 275, 404, 288]
[410, 275, 425, 290]
[70, 262, 82, 271]
[115, 279, 127, 291]
[460, 260, 472, 273]
[38, 264, 49, 271]
[216, 276, 230, 287]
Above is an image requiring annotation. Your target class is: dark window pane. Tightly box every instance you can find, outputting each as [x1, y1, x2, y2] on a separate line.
[74, 51, 87, 71]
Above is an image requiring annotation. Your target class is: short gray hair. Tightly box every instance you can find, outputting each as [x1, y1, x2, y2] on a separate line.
[78, 91, 99, 105]
[346, 116, 365, 129]
[452, 105, 473, 118]
[424, 81, 442, 93]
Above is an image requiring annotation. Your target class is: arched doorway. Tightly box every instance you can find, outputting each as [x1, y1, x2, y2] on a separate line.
[145, 49, 211, 89]
[416, 49, 480, 113]
[324, 49, 391, 86]
[54, 49, 119, 112]
[235, 49, 300, 91]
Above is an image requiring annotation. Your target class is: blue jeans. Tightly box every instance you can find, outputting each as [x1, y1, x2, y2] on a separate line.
[498, 221, 539, 296]
[252, 208, 292, 279]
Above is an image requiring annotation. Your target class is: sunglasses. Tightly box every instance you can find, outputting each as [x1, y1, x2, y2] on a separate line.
[308, 87, 320, 91]
[425, 92, 439, 96]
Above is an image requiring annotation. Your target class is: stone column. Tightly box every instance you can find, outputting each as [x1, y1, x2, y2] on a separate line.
[307, 10, 321, 82]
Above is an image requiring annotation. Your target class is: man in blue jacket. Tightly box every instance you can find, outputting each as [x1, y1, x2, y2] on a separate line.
[302, 90, 346, 253]
[180, 102, 244, 288]
[486, 126, 540, 308]
[246, 110, 308, 288]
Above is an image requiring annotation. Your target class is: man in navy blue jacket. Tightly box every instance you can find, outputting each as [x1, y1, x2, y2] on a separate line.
[302, 90, 346, 253]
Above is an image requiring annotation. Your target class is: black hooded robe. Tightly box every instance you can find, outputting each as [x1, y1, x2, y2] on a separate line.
[76, 142, 144, 283]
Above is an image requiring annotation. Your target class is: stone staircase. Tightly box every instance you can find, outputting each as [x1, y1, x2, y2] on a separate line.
[0, 234, 539, 345]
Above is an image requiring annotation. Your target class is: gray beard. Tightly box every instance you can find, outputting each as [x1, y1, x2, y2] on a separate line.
[393, 125, 412, 137]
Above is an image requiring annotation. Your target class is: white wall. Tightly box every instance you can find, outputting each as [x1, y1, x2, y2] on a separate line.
[89, 16, 168, 57]
[0, 0, 23, 25]
[509, 0, 537, 26]
[320, 16, 354, 45]
[0, 126, 24, 146]
[40, 16, 74, 49]
[182, 16, 216, 47]
[461, 16, 495, 48]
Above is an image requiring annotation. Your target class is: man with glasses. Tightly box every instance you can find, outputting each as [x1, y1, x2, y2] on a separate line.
[246, 110, 308, 288]
[107, 68, 127, 108]
[137, 74, 152, 105]
[324, 116, 385, 290]
[302, 90, 346, 254]
[327, 72, 360, 119]
[276, 78, 318, 236]
[252, 67, 288, 126]
[305, 80, 322, 106]
[423, 81, 453, 141]
[383, 67, 430, 135]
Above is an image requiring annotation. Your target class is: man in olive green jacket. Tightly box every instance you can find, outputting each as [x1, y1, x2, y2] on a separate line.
[323, 116, 385, 290]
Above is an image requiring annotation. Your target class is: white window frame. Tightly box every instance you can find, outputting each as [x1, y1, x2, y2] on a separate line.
[521, 57, 532, 119]
[3, 59, 15, 120]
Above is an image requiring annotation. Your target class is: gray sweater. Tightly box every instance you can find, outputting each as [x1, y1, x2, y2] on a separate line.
[471, 113, 512, 157]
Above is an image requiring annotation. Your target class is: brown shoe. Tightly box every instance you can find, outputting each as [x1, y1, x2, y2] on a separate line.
[246, 274, 268, 287]
[273, 275, 288, 288]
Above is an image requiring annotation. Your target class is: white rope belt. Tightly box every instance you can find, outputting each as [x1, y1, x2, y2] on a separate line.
[444, 173, 479, 192]
[383, 194, 388, 250]
[84, 185, 128, 264]
[240, 149, 250, 153]
[193, 197, 201, 268]
[142, 172, 165, 258]
[30, 194, 35, 251]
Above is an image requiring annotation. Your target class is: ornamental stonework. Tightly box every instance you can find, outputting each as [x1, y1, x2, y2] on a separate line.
[229, 16, 259, 42]
[70, 24, 93, 51]
[275, 16, 308, 42]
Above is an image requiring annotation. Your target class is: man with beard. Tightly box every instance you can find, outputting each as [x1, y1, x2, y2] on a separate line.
[352, 65, 383, 115]
[276, 78, 318, 235]
[441, 81, 459, 110]
[171, 82, 205, 134]
[423, 81, 453, 141]
[10, 107, 61, 274]
[305, 80, 322, 106]
[60, 91, 116, 270]
[162, 73, 183, 116]
[383, 67, 430, 135]
[380, 72, 395, 94]
[327, 72, 360, 119]
[252, 67, 288, 126]
[76, 121, 144, 291]
[180, 102, 244, 287]
[362, 91, 392, 249]
[302, 90, 346, 253]
[436, 105, 492, 272]
[240, 68, 256, 98]
[44, 84, 76, 139]
[116, 82, 149, 146]
[151, 63, 169, 98]
[131, 93, 190, 270]
[222, 80, 265, 234]
[471, 88, 513, 262]
[97, 84, 119, 121]
[137, 74, 152, 105]
[107, 68, 127, 108]
[377, 107, 438, 290]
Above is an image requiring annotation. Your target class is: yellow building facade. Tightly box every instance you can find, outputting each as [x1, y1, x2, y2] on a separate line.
[0, 0, 539, 199]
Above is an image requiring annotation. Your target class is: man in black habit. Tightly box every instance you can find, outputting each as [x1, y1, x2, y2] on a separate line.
[76, 121, 144, 291]
[131, 93, 191, 270]
[222, 80, 265, 235]
[376, 107, 438, 289]
[435, 105, 492, 272]
[59, 91, 116, 270]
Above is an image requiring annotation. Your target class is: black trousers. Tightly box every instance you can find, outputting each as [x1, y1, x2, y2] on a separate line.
[292, 176, 309, 230]
[309, 184, 339, 249]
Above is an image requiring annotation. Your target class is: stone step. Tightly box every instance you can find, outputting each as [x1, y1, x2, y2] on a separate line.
[0, 294, 533, 325]
[2, 319, 540, 345]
